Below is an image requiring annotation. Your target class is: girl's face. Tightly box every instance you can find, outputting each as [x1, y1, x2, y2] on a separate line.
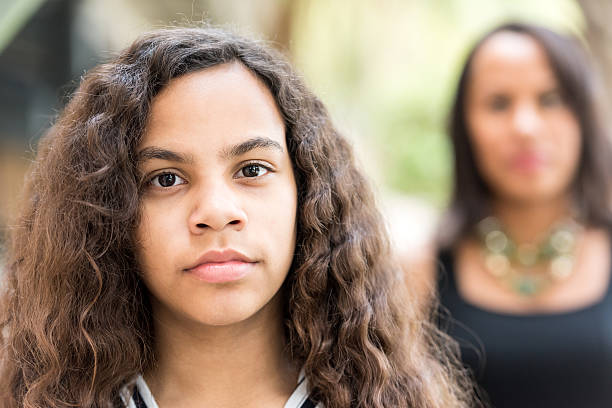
[135, 62, 297, 328]
[465, 31, 581, 205]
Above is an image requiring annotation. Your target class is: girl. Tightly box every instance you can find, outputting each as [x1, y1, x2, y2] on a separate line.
[0, 27, 472, 407]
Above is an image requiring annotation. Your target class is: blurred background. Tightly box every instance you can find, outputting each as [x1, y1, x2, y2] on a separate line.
[1, 0, 611, 259]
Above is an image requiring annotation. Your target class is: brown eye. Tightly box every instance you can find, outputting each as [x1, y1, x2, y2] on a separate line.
[150, 173, 186, 188]
[242, 164, 265, 178]
[489, 95, 510, 111]
[234, 163, 271, 179]
[540, 90, 564, 107]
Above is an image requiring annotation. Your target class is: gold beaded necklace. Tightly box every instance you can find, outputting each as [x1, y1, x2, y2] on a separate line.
[476, 216, 583, 296]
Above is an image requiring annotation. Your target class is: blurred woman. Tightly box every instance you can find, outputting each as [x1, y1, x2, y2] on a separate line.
[0, 27, 473, 408]
[425, 22, 612, 407]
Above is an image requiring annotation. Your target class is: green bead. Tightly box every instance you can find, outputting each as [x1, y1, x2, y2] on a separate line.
[515, 278, 538, 296]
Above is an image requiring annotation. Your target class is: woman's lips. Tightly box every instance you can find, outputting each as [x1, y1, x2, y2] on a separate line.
[509, 151, 547, 172]
[188, 260, 255, 283]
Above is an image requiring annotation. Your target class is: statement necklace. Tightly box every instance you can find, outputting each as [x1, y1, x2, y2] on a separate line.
[476, 216, 583, 297]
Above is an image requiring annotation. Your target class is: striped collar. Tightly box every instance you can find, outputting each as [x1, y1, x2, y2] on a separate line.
[126, 370, 319, 408]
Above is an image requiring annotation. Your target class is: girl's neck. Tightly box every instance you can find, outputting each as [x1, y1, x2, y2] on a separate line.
[491, 195, 574, 244]
[145, 294, 297, 408]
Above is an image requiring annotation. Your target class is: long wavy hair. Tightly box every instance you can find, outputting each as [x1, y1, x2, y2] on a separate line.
[443, 22, 612, 246]
[0, 27, 474, 408]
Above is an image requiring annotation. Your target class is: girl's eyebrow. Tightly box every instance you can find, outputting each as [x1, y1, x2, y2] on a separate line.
[136, 147, 195, 165]
[220, 136, 283, 159]
[136, 137, 283, 166]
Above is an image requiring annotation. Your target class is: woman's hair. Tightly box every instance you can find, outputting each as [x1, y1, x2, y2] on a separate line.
[443, 22, 612, 246]
[0, 27, 474, 407]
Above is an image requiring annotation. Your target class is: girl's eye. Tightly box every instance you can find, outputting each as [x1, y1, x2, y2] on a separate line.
[150, 173, 186, 188]
[236, 164, 269, 179]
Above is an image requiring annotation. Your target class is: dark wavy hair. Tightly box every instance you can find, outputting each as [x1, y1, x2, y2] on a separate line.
[0, 27, 474, 407]
[443, 22, 612, 245]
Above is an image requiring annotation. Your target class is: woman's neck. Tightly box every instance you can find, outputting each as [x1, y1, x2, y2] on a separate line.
[491, 195, 574, 244]
[144, 294, 297, 408]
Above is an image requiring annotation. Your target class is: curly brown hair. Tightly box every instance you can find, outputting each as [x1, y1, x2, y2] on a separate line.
[0, 27, 474, 408]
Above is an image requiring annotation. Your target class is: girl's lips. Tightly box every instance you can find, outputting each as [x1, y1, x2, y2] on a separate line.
[186, 249, 255, 268]
[184, 249, 257, 283]
[188, 260, 256, 283]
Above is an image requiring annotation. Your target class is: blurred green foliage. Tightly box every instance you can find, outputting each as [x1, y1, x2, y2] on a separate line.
[289, 0, 583, 207]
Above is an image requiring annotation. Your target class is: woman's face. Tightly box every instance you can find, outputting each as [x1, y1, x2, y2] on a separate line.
[465, 31, 581, 204]
[135, 62, 297, 328]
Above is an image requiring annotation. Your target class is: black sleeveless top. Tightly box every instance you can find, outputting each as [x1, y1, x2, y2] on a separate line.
[437, 249, 612, 407]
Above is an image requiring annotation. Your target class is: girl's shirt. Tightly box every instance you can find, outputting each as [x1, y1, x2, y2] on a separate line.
[126, 370, 320, 408]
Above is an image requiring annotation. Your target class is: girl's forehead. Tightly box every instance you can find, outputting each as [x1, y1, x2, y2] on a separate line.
[142, 64, 285, 144]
